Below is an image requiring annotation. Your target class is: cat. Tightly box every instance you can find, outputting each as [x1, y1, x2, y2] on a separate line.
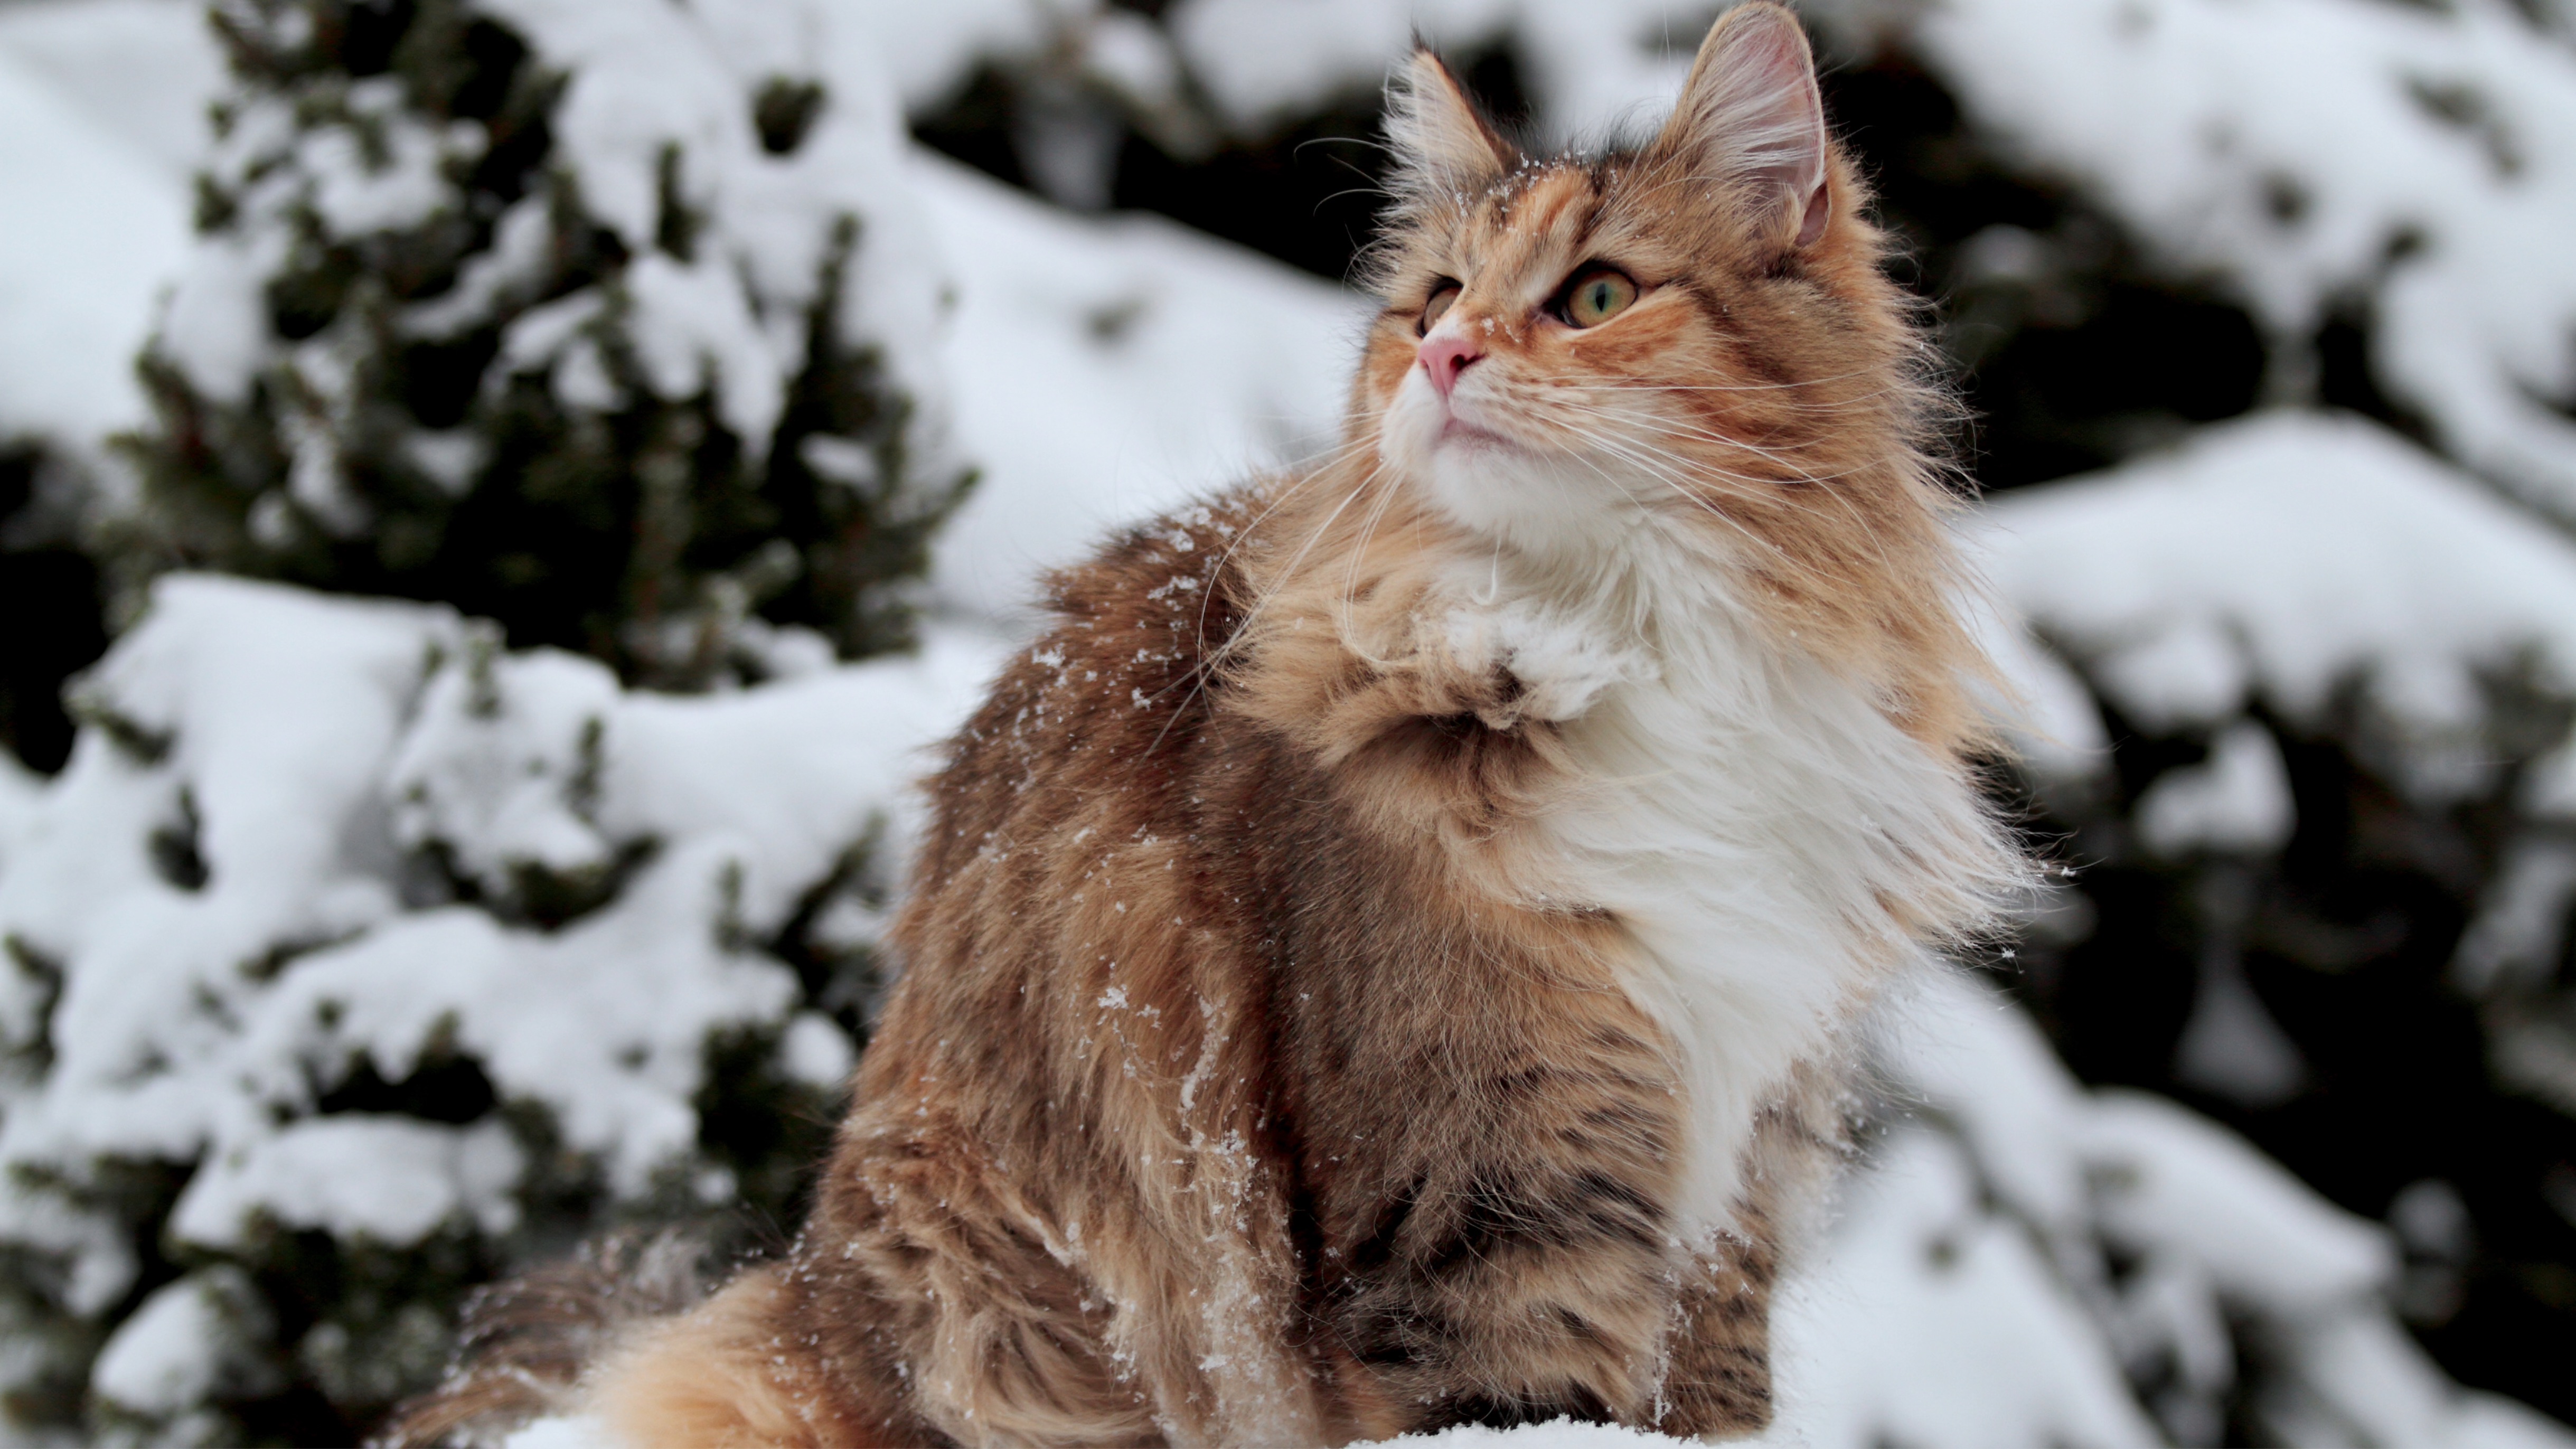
[390, 4, 2025, 1444]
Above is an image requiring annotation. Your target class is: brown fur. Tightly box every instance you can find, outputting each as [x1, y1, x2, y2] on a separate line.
[388, 7, 2017, 1445]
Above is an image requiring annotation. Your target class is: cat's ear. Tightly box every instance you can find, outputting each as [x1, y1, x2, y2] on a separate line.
[1651, 3, 1832, 251]
[1384, 44, 1517, 202]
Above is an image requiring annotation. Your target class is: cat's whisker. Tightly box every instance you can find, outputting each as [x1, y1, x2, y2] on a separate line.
[1590, 427, 1906, 587]
[1587, 434, 1884, 596]
[1614, 421, 1932, 639]
[1150, 459, 1395, 754]
[1335, 465, 1412, 651]
[1190, 462, 1342, 670]
[1225, 462, 1383, 651]
[1547, 404, 1882, 494]
[1542, 400, 1873, 492]
[1573, 368, 1886, 396]
[1556, 429, 1833, 589]
[1180, 457, 1384, 698]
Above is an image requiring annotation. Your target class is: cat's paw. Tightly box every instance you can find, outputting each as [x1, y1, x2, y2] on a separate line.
[1442, 603, 1652, 726]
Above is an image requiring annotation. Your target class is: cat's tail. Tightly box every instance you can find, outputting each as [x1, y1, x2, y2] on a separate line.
[374, 1229, 712, 1449]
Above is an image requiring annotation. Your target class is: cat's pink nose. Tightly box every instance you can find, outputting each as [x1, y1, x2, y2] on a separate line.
[1417, 333, 1484, 399]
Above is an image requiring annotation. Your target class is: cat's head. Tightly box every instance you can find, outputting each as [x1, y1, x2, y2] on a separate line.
[1356, 4, 1954, 606]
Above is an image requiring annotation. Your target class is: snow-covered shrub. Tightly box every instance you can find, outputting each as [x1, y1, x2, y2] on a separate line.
[116, 0, 969, 688]
[1763, 970, 2575, 1449]
[1975, 412, 2576, 1382]
[1896, 0, 2576, 523]
[0, 0, 220, 782]
[0, 573, 998, 1442]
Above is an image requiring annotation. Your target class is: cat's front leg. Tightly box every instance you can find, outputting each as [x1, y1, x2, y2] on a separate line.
[1291, 934, 1690, 1434]
[1317, 1059, 1687, 1432]
[1650, 1235, 1777, 1439]
[1434, 599, 1656, 729]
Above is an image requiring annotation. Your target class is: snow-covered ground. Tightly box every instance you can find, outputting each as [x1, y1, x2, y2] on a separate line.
[5, 0, 2576, 1444]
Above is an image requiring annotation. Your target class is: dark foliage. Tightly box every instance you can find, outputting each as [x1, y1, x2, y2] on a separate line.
[115, 0, 969, 691]
[0, 445, 110, 774]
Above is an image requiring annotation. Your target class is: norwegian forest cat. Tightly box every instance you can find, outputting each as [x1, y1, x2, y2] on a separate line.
[396, 5, 2024, 1444]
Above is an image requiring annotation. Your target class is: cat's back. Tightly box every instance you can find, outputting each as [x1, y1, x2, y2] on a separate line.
[904, 488, 1261, 888]
[785, 483, 1338, 1446]
[852, 481, 1290, 1143]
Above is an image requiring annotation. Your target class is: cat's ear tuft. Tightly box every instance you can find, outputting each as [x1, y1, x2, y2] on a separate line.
[1384, 45, 1517, 202]
[1652, 3, 1832, 251]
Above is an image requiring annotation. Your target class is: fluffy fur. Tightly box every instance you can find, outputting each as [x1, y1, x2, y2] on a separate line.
[388, 5, 2026, 1445]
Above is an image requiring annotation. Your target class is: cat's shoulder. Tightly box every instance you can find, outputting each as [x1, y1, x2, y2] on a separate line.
[1036, 484, 1265, 657]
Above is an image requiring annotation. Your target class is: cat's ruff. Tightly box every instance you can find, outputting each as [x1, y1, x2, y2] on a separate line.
[1404, 514, 2010, 1245]
[387, 6, 2028, 1447]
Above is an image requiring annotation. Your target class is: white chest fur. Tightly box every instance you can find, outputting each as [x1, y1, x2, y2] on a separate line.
[1456, 544, 2009, 1244]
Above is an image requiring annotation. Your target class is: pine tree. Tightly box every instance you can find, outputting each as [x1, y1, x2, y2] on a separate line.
[0, 1, 967, 1441]
[119, 0, 968, 689]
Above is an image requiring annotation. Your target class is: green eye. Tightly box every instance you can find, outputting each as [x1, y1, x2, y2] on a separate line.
[1563, 267, 1638, 327]
[1419, 280, 1462, 335]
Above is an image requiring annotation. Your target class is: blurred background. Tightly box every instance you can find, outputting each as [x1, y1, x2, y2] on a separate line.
[3, 0, 2575, 1444]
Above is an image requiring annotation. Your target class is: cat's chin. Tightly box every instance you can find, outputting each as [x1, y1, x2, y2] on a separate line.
[1414, 447, 1640, 558]
[1381, 376, 1635, 555]
[1436, 416, 1516, 451]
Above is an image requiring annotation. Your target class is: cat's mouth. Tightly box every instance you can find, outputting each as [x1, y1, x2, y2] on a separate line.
[1437, 412, 1516, 451]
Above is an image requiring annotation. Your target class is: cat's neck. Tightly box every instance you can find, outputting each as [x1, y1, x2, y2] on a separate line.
[1235, 450, 1961, 732]
[1237, 453, 1722, 658]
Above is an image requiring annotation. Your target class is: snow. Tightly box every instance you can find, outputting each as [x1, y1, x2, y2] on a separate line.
[1905, 0, 2576, 523]
[910, 151, 1366, 625]
[0, 7, 200, 449]
[0, 0, 220, 178]
[90, 1281, 221, 1417]
[779, 1010, 857, 1087]
[2173, 952, 2309, 1111]
[1759, 972, 2555, 1449]
[461, 0, 957, 452]
[0, 0, 213, 469]
[170, 1116, 524, 1249]
[2453, 839, 2576, 995]
[0, 575, 1004, 1297]
[153, 228, 279, 410]
[1766, 1129, 2164, 1449]
[2132, 720, 2295, 857]
[621, 252, 791, 451]
[126, 0, 962, 547]
[1973, 410, 2576, 1052]
[1977, 411, 2576, 801]
[89, 1267, 268, 1417]
[297, 88, 466, 237]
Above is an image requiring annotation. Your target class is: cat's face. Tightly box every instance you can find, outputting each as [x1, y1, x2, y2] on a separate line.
[1366, 157, 1809, 552]
[1357, 4, 1928, 577]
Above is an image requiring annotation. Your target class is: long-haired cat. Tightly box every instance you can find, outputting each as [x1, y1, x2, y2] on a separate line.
[393, 5, 2024, 1444]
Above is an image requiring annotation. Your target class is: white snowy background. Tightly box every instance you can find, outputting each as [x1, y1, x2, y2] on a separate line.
[5, 0, 2576, 1444]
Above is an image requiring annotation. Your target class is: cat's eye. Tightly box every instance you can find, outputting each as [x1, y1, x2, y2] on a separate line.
[1560, 267, 1639, 328]
[1418, 280, 1462, 335]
